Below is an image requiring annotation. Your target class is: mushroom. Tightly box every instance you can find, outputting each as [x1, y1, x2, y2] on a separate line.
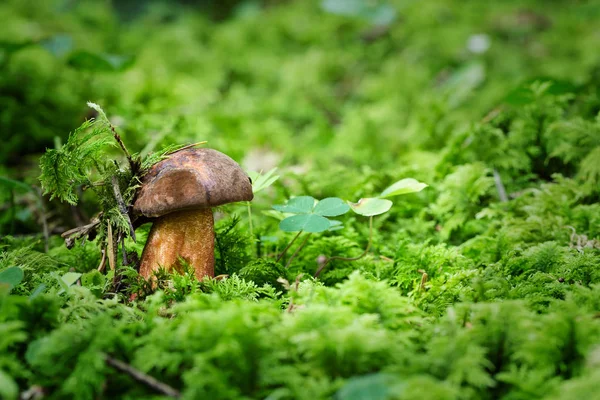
[132, 148, 253, 280]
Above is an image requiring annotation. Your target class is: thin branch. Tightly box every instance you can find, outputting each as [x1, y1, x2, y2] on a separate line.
[417, 269, 428, 291]
[62, 220, 101, 238]
[314, 216, 374, 278]
[120, 234, 128, 266]
[61, 217, 101, 249]
[107, 122, 136, 172]
[107, 222, 116, 271]
[104, 354, 181, 398]
[167, 141, 208, 155]
[276, 230, 303, 263]
[97, 247, 107, 272]
[285, 233, 312, 268]
[481, 106, 503, 124]
[111, 175, 136, 242]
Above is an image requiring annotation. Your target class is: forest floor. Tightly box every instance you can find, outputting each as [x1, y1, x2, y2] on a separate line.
[1, 1, 600, 399]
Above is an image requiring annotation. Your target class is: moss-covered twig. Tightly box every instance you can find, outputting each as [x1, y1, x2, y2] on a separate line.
[111, 175, 136, 242]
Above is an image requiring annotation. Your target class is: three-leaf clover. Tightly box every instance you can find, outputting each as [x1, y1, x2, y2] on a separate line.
[0, 266, 24, 293]
[273, 196, 350, 233]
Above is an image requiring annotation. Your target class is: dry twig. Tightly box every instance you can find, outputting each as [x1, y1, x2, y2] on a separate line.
[104, 354, 181, 398]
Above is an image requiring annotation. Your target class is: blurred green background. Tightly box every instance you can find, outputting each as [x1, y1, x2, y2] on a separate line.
[1, 0, 599, 237]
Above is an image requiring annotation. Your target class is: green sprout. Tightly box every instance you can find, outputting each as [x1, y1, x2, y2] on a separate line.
[247, 168, 280, 237]
[272, 196, 350, 267]
[315, 178, 429, 277]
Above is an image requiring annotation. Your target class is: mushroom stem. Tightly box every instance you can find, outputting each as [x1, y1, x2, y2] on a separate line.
[139, 208, 215, 280]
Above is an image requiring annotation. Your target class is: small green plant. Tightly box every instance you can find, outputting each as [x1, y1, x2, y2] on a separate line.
[0, 266, 23, 293]
[272, 196, 350, 267]
[247, 168, 280, 237]
[315, 178, 429, 277]
[272, 178, 428, 274]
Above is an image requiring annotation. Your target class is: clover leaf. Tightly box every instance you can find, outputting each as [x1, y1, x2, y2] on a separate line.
[273, 196, 349, 233]
[0, 266, 24, 292]
[279, 214, 331, 232]
[273, 196, 316, 214]
[314, 197, 350, 217]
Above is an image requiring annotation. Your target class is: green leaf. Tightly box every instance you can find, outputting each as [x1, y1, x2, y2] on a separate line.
[441, 62, 486, 107]
[335, 373, 398, 400]
[348, 198, 392, 216]
[0, 370, 18, 400]
[68, 50, 134, 72]
[40, 34, 73, 57]
[327, 220, 344, 231]
[314, 197, 350, 217]
[0, 176, 36, 193]
[249, 168, 280, 194]
[0, 40, 33, 55]
[280, 214, 331, 233]
[259, 235, 279, 243]
[82, 270, 106, 297]
[262, 210, 287, 221]
[322, 0, 396, 25]
[29, 284, 47, 300]
[380, 178, 428, 198]
[504, 78, 576, 106]
[0, 266, 24, 291]
[82, 270, 105, 287]
[61, 272, 82, 287]
[273, 196, 316, 214]
[56, 271, 80, 294]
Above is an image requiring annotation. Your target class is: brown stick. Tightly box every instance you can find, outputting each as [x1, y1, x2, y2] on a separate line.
[62, 217, 102, 249]
[168, 141, 208, 155]
[104, 355, 181, 398]
[120, 234, 128, 266]
[61, 219, 101, 239]
[107, 223, 116, 271]
[106, 121, 137, 173]
[418, 269, 428, 291]
[112, 176, 136, 242]
[97, 247, 107, 272]
[314, 216, 373, 278]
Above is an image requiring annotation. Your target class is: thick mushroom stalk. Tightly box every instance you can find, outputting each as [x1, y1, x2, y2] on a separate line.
[139, 208, 214, 279]
[133, 148, 253, 280]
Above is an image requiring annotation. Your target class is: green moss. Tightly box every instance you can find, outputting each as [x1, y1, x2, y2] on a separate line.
[1, 0, 600, 398]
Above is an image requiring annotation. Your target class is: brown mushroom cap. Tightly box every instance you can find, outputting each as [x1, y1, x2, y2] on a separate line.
[133, 148, 253, 218]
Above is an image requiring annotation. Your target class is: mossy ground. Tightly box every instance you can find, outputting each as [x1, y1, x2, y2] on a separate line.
[1, 1, 600, 399]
